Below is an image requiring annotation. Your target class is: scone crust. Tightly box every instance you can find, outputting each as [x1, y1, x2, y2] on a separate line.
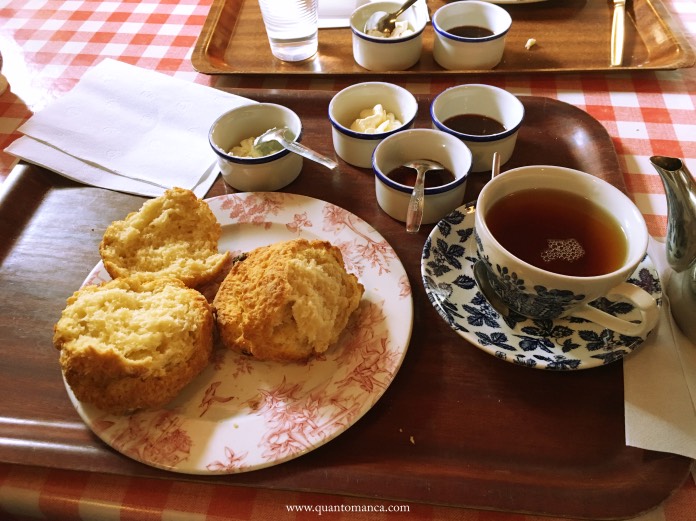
[53, 275, 214, 414]
[99, 187, 230, 287]
[213, 239, 364, 362]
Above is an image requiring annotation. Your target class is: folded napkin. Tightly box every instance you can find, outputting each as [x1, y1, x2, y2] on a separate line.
[318, 0, 429, 28]
[5, 59, 255, 198]
[624, 237, 696, 460]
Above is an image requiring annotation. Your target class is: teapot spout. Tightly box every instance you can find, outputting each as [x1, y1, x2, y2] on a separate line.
[650, 156, 696, 273]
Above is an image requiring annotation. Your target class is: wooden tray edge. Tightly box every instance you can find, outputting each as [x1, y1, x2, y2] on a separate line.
[191, 0, 695, 75]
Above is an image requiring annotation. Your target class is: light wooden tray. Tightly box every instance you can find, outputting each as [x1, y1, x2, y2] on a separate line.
[192, 0, 695, 75]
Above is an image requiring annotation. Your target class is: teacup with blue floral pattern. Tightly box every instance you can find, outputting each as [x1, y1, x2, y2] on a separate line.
[475, 165, 659, 337]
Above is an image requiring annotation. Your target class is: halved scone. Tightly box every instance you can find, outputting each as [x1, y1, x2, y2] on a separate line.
[53, 274, 214, 414]
[99, 187, 230, 287]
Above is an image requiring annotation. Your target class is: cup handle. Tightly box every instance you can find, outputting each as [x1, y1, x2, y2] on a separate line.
[569, 282, 660, 337]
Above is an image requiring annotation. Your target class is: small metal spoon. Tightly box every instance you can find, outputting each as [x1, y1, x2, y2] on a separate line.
[254, 127, 338, 171]
[491, 151, 501, 179]
[473, 260, 510, 316]
[473, 152, 507, 313]
[364, 0, 419, 37]
[405, 159, 444, 234]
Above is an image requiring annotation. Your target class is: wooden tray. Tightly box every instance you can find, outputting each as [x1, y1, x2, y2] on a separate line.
[192, 0, 695, 75]
[0, 90, 692, 519]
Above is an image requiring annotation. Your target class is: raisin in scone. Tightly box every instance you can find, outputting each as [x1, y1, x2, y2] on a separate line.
[213, 239, 364, 362]
[53, 274, 214, 414]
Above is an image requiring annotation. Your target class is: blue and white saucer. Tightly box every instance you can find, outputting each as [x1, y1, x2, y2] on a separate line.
[421, 204, 662, 370]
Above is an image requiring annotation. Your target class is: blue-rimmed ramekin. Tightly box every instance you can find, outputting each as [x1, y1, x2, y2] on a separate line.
[209, 103, 303, 192]
[432, 0, 512, 71]
[372, 128, 472, 224]
[431, 84, 524, 173]
[328, 82, 418, 169]
[349, 1, 427, 72]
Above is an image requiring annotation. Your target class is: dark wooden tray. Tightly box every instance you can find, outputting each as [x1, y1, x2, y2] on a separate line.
[192, 0, 695, 75]
[0, 90, 691, 519]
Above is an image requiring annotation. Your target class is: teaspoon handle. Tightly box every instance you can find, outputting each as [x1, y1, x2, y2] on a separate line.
[282, 139, 338, 170]
[406, 167, 426, 233]
[393, 0, 419, 19]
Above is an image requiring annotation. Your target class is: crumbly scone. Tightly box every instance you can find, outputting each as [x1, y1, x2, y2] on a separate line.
[53, 274, 214, 414]
[99, 187, 230, 287]
[213, 239, 364, 362]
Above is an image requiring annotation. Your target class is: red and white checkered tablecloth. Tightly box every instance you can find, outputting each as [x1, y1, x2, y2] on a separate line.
[0, 1, 695, 520]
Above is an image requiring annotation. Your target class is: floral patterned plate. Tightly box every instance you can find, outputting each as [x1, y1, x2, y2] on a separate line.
[66, 192, 413, 474]
[421, 204, 662, 371]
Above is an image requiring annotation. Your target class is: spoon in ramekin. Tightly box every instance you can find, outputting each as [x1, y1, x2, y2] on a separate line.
[254, 127, 338, 171]
[364, 0, 419, 37]
[405, 159, 445, 233]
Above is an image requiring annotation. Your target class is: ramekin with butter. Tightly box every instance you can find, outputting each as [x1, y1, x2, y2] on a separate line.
[328, 82, 418, 168]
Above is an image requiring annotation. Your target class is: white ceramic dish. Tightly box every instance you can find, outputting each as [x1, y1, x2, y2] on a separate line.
[421, 204, 662, 371]
[66, 192, 413, 474]
[329, 81, 417, 168]
[209, 103, 303, 192]
[372, 128, 472, 225]
[431, 84, 524, 172]
[431, 1, 512, 71]
[350, 1, 428, 71]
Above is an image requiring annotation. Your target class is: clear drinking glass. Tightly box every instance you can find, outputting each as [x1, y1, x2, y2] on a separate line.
[258, 0, 319, 62]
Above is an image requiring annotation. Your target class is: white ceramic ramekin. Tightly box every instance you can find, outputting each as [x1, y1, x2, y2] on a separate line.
[432, 1, 511, 71]
[329, 82, 418, 168]
[350, 1, 428, 72]
[372, 128, 472, 224]
[209, 103, 303, 192]
[430, 84, 524, 173]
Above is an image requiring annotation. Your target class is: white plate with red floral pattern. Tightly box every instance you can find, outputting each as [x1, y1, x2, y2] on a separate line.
[66, 192, 413, 474]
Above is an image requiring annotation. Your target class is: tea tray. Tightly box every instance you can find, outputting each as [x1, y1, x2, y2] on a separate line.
[192, 0, 695, 75]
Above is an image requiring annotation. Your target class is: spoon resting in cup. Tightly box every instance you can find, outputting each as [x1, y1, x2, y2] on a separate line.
[473, 259, 510, 316]
[254, 127, 338, 171]
[405, 159, 444, 233]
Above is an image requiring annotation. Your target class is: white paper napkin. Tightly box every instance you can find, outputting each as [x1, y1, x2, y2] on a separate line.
[5, 59, 255, 198]
[624, 236, 696, 460]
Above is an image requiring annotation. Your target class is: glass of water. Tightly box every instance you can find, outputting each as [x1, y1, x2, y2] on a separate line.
[258, 0, 319, 62]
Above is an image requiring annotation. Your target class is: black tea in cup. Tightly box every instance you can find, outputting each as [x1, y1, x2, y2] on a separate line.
[485, 188, 628, 277]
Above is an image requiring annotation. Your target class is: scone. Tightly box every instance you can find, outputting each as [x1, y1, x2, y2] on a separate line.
[213, 239, 364, 362]
[99, 187, 230, 287]
[53, 274, 214, 414]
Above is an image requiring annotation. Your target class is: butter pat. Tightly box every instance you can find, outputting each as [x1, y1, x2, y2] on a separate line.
[230, 135, 282, 158]
[230, 137, 261, 158]
[350, 104, 403, 134]
[365, 21, 414, 39]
